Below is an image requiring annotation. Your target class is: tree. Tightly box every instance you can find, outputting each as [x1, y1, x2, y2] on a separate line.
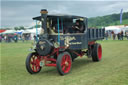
[14, 27, 19, 30]
[19, 26, 25, 30]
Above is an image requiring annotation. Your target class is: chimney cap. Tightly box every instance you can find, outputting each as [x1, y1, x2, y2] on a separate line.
[40, 9, 48, 14]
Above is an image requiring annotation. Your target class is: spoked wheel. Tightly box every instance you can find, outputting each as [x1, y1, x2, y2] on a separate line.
[92, 43, 102, 61]
[26, 52, 42, 74]
[57, 52, 72, 75]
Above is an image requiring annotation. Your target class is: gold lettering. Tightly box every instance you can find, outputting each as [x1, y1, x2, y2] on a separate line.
[69, 42, 82, 45]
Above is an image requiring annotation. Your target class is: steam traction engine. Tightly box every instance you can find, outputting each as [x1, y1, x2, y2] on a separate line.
[25, 9, 105, 75]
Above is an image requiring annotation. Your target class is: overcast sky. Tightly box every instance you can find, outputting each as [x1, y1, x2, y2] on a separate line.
[1, 0, 128, 28]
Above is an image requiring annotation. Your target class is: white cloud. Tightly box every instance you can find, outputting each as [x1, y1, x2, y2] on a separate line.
[1, 1, 128, 28]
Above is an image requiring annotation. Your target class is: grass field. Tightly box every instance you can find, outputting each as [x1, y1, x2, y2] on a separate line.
[0, 40, 128, 85]
[110, 19, 128, 26]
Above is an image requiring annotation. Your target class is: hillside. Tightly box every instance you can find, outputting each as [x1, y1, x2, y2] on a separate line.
[110, 19, 128, 25]
[88, 12, 128, 28]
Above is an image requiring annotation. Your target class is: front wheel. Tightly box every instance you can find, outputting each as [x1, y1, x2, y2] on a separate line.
[26, 52, 42, 74]
[92, 43, 102, 62]
[57, 52, 72, 75]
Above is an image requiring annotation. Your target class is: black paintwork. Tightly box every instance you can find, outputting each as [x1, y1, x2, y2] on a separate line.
[49, 28, 105, 50]
[34, 9, 105, 50]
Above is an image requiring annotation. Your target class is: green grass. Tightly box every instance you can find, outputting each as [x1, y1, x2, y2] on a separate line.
[1, 40, 128, 85]
[110, 19, 128, 25]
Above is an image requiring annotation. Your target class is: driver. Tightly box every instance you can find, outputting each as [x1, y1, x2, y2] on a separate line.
[72, 20, 84, 33]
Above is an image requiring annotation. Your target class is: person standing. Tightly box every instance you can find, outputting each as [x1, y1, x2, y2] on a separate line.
[22, 35, 25, 42]
[117, 33, 120, 40]
[34, 35, 36, 42]
[120, 31, 124, 40]
[105, 31, 109, 40]
[126, 32, 128, 40]
[112, 31, 116, 40]
[14, 34, 18, 43]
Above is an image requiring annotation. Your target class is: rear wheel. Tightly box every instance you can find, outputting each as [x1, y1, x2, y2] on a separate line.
[26, 52, 42, 74]
[92, 43, 102, 61]
[57, 52, 72, 75]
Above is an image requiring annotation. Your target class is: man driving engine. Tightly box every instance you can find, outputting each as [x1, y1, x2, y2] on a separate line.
[72, 20, 84, 33]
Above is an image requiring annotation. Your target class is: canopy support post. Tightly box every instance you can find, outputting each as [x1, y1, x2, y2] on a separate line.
[36, 20, 38, 42]
[57, 18, 60, 45]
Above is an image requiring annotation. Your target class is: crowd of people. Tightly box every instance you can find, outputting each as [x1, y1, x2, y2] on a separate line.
[1, 30, 128, 43]
[105, 30, 128, 40]
[0, 34, 31, 43]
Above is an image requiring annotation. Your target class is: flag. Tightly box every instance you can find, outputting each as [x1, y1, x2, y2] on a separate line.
[120, 9, 123, 24]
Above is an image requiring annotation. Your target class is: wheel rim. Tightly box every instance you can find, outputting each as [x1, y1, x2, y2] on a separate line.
[98, 45, 102, 60]
[61, 54, 71, 73]
[30, 55, 41, 72]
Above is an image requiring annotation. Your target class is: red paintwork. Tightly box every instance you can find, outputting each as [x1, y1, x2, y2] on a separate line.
[0, 30, 6, 33]
[35, 46, 87, 67]
[72, 51, 85, 57]
[88, 41, 95, 45]
[61, 54, 71, 73]
[41, 47, 65, 67]
[98, 45, 102, 60]
[46, 58, 56, 62]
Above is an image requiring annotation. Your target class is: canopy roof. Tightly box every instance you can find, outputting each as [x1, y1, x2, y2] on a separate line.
[2, 30, 16, 34]
[22, 28, 41, 34]
[0, 30, 6, 33]
[33, 14, 86, 21]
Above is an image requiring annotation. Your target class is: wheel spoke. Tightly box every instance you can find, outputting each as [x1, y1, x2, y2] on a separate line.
[61, 62, 65, 66]
[62, 65, 66, 72]
[30, 61, 34, 64]
[66, 55, 70, 62]
[32, 56, 35, 61]
[35, 66, 38, 72]
[32, 65, 34, 71]
[61, 56, 65, 66]
[37, 66, 39, 71]
[65, 55, 68, 62]
[63, 56, 66, 62]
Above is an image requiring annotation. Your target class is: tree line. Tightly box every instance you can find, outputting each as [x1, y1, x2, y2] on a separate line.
[88, 12, 128, 28]
[1, 12, 128, 30]
[1, 25, 41, 30]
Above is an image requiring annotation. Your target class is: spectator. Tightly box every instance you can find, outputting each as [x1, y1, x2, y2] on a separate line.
[13, 34, 18, 43]
[120, 31, 123, 40]
[34, 35, 37, 42]
[125, 32, 128, 40]
[105, 31, 109, 40]
[112, 31, 116, 40]
[22, 35, 25, 42]
[117, 33, 121, 40]
[8, 34, 11, 43]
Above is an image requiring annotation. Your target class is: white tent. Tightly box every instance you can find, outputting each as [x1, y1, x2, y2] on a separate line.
[28, 28, 42, 40]
[22, 30, 31, 34]
[22, 28, 42, 40]
[122, 26, 128, 31]
[121, 26, 128, 35]
[27, 28, 42, 34]
[105, 26, 122, 34]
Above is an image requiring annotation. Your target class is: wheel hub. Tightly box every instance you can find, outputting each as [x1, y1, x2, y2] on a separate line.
[65, 61, 69, 66]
